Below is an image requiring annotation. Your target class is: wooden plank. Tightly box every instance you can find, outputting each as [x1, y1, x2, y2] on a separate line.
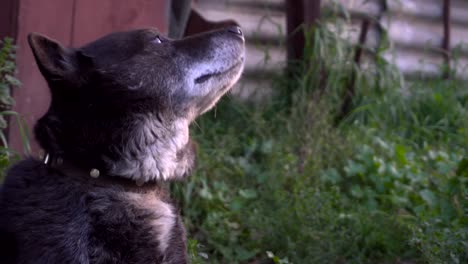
[451, 26, 468, 54]
[383, 14, 443, 50]
[72, 0, 169, 46]
[387, 0, 442, 20]
[196, 0, 284, 12]
[451, 0, 468, 24]
[387, 0, 468, 24]
[326, 19, 380, 49]
[244, 43, 285, 74]
[384, 48, 444, 78]
[323, 0, 382, 18]
[0, 0, 19, 39]
[382, 14, 468, 55]
[9, 0, 75, 155]
[231, 77, 274, 102]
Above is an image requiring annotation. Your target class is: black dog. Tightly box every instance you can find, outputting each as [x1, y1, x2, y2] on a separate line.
[0, 26, 244, 263]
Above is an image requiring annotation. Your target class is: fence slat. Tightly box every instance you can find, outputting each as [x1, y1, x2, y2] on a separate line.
[387, 0, 468, 25]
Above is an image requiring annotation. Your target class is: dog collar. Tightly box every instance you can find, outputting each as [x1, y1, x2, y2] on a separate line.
[41, 152, 153, 188]
[42, 152, 101, 178]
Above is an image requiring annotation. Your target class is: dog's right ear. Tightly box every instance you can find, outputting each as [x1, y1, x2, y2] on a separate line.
[28, 33, 76, 81]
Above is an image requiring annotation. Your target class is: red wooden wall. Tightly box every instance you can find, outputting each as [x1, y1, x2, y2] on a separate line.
[7, 0, 169, 156]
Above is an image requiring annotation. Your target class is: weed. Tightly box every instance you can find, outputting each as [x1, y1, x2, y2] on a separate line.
[171, 16, 467, 264]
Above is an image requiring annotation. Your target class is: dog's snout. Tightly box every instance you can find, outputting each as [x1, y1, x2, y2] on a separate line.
[227, 26, 243, 37]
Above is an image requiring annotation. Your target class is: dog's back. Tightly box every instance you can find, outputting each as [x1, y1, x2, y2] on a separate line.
[1, 159, 187, 264]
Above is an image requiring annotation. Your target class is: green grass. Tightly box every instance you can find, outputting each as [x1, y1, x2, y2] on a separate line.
[173, 24, 467, 264]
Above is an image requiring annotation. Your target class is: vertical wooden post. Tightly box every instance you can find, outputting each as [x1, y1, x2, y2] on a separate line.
[286, 0, 321, 65]
[442, 0, 451, 79]
[304, 0, 321, 26]
[286, 0, 305, 65]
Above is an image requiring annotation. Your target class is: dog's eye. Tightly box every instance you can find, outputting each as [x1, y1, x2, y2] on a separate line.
[152, 35, 162, 44]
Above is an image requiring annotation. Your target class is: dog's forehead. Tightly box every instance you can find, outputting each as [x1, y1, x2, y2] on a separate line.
[79, 29, 159, 62]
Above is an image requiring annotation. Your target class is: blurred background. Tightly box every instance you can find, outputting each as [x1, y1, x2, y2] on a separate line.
[0, 0, 467, 263]
[1, 0, 468, 154]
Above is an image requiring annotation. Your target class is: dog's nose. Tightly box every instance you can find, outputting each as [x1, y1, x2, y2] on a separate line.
[227, 26, 243, 37]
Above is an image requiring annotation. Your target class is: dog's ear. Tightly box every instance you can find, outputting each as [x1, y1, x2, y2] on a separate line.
[28, 33, 77, 81]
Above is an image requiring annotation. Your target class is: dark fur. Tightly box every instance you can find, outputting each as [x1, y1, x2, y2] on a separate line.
[0, 159, 186, 264]
[0, 27, 244, 263]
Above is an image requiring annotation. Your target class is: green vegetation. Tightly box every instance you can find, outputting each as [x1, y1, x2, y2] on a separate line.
[0, 38, 23, 179]
[176, 22, 468, 264]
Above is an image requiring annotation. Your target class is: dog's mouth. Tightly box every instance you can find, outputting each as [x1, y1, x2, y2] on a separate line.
[194, 59, 244, 84]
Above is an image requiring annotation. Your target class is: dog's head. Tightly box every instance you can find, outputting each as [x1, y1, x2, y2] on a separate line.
[29, 27, 245, 182]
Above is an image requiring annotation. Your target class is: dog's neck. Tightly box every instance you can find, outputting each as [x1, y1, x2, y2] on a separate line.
[37, 116, 196, 183]
[106, 120, 195, 182]
[103, 118, 196, 182]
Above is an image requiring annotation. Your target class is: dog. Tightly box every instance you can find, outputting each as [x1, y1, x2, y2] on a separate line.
[0, 25, 244, 263]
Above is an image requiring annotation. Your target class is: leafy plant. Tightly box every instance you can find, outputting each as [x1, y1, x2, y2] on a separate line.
[175, 12, 467, 264]
[0, 37, 23, 179]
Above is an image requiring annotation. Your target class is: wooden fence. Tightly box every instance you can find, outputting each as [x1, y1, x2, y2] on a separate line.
[196, 0, 468, 100]
[2, 0, 468, 154]
[337, 0, 468, 79]
[1, 0, 169, 154]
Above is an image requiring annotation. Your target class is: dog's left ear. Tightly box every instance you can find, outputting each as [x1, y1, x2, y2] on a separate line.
[28, 33, 79, 81]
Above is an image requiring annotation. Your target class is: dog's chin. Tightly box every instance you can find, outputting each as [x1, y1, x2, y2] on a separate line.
[195, 60, 244, 116]
[194, 59, 244, 84]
